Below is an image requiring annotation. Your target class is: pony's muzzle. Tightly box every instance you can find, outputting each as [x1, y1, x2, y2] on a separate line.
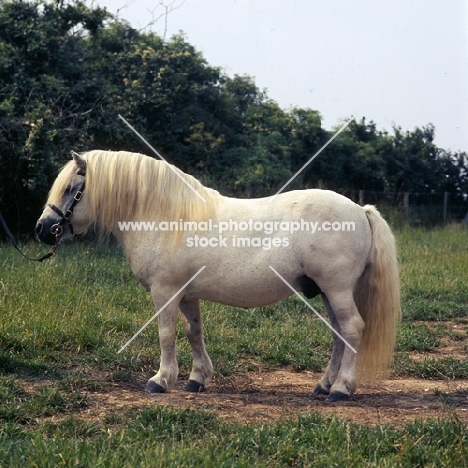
[35, 219, 60, 245]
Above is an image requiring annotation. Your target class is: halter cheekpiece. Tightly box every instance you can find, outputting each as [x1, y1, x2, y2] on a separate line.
[47, 169, 86, 237]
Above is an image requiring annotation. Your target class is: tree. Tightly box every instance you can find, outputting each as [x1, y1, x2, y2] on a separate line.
[388, 124, 446, 193]
[0, 0, 109, 236]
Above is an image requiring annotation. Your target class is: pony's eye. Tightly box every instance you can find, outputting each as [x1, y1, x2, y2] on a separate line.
[64, 186, 72, 195]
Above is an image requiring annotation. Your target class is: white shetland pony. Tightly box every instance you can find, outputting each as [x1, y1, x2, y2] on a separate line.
[36, 150, 400, 402]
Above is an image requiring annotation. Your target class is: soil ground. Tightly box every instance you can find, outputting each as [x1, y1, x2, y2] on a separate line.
[19, 320, 468, 427]
[25, 370, 468, 427]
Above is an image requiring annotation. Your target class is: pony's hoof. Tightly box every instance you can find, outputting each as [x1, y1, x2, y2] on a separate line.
[326, 391, 349, 402]
[312, 385, 330, 396]
[145, 381, 166, 393]
[183, 379, 205, 393]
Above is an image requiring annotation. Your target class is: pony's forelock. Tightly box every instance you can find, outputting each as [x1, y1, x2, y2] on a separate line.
[46, 160, 77, 206]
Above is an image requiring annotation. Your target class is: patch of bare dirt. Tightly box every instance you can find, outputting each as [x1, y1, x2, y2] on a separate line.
[30, 370, 468, 427]
[20, 322, 468, 427]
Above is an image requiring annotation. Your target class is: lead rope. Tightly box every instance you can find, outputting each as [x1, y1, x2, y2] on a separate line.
[0, 210, 59, 262]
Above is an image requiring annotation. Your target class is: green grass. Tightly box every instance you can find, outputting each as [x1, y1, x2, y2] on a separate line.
[0, 405, 466, 467]
[398, 224, 468, 321]
[396, 323, 440, 352]
[0, 225, 467, 466]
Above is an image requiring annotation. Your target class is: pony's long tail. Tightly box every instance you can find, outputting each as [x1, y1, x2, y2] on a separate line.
[354, 205, 401, 381]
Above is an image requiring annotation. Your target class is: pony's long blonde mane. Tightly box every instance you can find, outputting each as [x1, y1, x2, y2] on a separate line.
[50, 150, 219, 243]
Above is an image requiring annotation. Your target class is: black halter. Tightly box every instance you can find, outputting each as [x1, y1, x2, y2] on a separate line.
[47, 172, 86, 237]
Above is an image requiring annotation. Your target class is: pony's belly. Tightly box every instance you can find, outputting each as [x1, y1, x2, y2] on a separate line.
[185, 270, 303, 308]
[196, 288, 294, 309]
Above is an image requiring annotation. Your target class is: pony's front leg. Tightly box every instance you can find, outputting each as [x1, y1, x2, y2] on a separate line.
[179, 299, 213, 392]
[145, 295, 180, 393]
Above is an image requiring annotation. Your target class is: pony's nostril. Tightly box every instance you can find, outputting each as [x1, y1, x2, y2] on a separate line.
[35, 222, 43, 235]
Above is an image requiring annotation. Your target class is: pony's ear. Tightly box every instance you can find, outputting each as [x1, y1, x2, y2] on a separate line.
[71, 150, 86, 172]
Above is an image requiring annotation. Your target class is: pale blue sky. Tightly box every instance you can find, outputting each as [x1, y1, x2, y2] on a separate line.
[96, 0, 468, 153]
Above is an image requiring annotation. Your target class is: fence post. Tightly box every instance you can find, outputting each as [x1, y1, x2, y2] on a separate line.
[443, 192, 449, 224]
[403, 192, 409, 218]
[359, 190, 364, 206]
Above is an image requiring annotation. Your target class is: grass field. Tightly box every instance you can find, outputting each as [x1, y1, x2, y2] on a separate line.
[0, 224, 467, 466]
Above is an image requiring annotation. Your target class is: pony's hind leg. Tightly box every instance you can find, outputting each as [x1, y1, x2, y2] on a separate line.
[313, 294, 345, 396]
[145, 291, 180, 393]
[179, 299, 213, 392]
[319, 290, 364, 402]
